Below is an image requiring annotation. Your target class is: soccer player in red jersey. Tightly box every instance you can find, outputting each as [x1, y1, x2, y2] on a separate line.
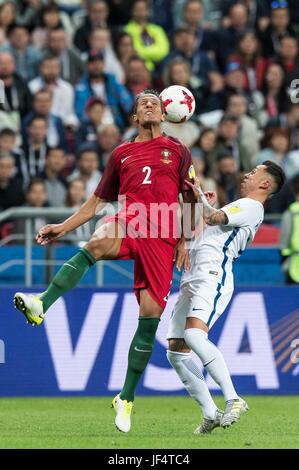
[13, 90, 196, 432]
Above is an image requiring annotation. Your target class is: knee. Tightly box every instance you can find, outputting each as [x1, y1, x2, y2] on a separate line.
[85, 229, 117, 260]
[141, 304, 163, 317]
[85, 238, 105, 260]
[168, 338, 190, 353]
[184, 327, 207, 350]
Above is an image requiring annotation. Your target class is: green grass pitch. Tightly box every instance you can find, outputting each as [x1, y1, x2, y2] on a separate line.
[0, 396, 298, 449]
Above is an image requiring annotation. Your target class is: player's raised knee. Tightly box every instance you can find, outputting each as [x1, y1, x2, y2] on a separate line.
[168, 338, 190, 352]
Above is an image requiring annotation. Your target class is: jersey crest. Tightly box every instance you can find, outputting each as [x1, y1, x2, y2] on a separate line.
[160, 149, 173, 164]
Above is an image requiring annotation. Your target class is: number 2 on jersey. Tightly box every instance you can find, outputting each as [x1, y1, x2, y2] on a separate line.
[142, 166, 152, 185]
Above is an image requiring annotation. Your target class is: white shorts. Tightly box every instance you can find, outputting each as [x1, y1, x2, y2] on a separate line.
[166, 280, 234, 339]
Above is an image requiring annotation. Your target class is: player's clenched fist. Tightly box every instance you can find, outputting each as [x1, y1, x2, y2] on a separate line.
[36, 223, 66, 245]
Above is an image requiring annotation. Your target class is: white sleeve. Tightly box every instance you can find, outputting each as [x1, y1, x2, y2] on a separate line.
[221, 198, 264, 228]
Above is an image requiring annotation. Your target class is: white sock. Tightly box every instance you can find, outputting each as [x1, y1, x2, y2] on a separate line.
[184, 328, 239, 402]
[167, 350, 218, 419]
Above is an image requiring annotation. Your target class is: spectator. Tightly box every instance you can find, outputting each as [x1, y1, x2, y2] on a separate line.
[17, 178, 48, 235]
[65, 177, 93, 242]
[257, 128, 299, 179]
[22, 89, 67, 150]
[96, 123, 120, 168]
[258, 1, 296, 58]
[68, 146, 102, 197]
[126, 56, 153, 98]
[0, 23, 42, 81]
[228, 31, 270, 92]
[32, 2, 73, 49]
[45, 27, 85, 85]
[262, 62, 288, 121]
[74, 0, 109, 53]
[39, 147, 67, 207]
[209, 113, 253, 174]
[161, 27, 216, 85]
[275, 35, 299, 85]
[66, 177, 86, 207]
[267, 103, 299, 150]
[18, 115, 48, 188]
[29, 54, 78, 127]
[217, 3, 249, 69]
[256, 128, 290, 172]
[280, 175, 299, 284]
[75, 50, 133, 129]
[221, 0, 270, 31]
[182, 0, 215, 55]
[223, 61, 247, 104]
[0, 155, 24, 211]
[0, 128, 17, 158]
[113, 31, 136, 70]
[191, 128, 217, 176]
[75, 97, 111, 148]
[226, 93, 260, 162]
[215, 152, 241, 207]
[0, 2, 16, 46]
[86, 26, 125, 83]
[125, 0, 169, 71]
[0, 51, 32, 129]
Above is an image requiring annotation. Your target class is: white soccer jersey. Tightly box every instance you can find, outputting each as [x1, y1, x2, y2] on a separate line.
[167, 198, 265, 338]
[181, 197, 264, 291]
[167, 198, 264, 339]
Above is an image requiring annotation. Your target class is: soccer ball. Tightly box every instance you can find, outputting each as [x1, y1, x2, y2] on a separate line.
[160, 85, 195, 123]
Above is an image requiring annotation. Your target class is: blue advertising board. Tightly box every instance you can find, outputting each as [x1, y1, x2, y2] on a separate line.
[0, 287, 298, 396]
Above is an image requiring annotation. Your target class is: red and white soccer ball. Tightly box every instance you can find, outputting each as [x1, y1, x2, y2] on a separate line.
[160, 85, 195, 123]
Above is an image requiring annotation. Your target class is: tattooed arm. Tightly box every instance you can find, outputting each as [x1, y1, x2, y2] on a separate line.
[185, 180, 228, 226]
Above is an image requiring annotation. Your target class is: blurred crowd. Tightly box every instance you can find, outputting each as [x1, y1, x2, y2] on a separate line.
[1, 0, 299, 240]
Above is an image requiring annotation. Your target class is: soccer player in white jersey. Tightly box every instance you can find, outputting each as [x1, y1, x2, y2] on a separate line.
[166, 161, 286, 434]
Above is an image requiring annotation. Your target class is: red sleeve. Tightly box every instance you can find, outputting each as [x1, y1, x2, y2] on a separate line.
[94, 150, 120, 201]
[178, 142, 194, 192]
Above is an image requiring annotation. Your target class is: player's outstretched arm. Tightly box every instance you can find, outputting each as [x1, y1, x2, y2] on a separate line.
[184, 180, 228, 226]
[36, 195, 107, 245]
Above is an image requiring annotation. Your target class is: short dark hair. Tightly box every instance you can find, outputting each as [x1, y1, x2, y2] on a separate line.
[41, 3, 59, 15]
[173, 26, 194, 37]
[220, 113, 239, 125]
[263, 160, 286, 194]
[34, 88, 52, 99]
[77, 144, 98, 159]
[127, 55, 146, 67]
[27, 178, 46, 192]
[28, 115, 47, 126]
[133, 89, 162, 114]
[7, 23, 29, 36]
[46, 147, 65, 157]
[41, 53, 59, 64]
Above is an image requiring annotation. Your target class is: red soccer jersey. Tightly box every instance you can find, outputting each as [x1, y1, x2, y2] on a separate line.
[94, 134, 193, 244]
